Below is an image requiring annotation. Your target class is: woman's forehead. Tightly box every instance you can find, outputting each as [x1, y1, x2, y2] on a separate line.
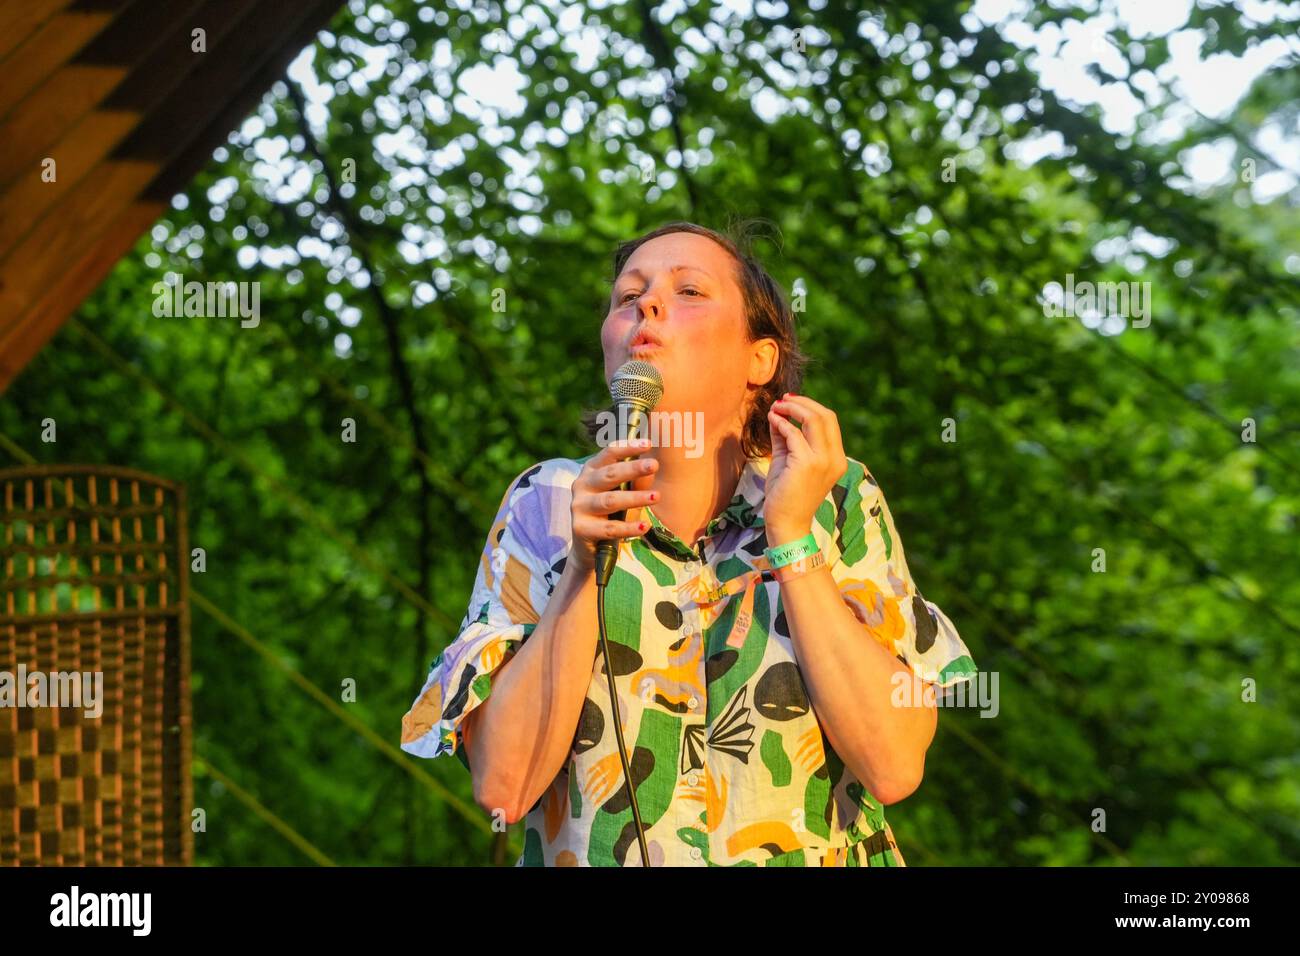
[619, 233, 733, 281]
[619, 263, 713, 282]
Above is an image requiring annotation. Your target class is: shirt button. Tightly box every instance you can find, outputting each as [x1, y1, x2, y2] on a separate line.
[687, 696, 699, 710]
[689, 846, 702, 861]
[684, 562, 698, 574]
[687, 770, 700, 787]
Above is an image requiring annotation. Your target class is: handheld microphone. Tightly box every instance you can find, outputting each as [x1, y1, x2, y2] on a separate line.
[591, 358, 662, 866]
[594, 360, 664, 588]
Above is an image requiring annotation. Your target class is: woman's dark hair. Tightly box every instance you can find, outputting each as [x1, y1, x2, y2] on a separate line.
[580, 218, 809, 460]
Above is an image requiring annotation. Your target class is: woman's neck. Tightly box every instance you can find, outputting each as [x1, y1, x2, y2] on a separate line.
[635, 434, 748, 548]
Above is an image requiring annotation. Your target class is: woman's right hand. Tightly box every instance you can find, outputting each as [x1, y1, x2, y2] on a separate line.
[568, 438, 660, 573]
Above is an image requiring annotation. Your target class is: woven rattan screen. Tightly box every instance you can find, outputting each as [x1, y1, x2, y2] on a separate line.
[0, 466, 191, 865]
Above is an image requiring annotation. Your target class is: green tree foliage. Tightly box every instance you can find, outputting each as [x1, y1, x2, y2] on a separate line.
[2, 0, 1297, 865]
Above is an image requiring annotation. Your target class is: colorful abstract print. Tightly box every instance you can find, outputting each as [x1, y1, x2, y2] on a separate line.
[401, 453, 977, 866]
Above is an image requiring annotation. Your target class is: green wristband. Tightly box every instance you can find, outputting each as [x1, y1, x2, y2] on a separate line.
[765, 532, 818, 570]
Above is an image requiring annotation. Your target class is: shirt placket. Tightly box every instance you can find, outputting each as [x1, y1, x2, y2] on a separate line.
[643, 508, 713, 865]
[645, 503, 766, 867]
[679, 548, 709, 865]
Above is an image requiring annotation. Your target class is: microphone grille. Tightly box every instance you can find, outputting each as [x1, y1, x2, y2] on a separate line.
[609, 360, 664, 409]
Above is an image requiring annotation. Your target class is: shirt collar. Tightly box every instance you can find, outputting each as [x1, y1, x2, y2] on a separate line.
[708, 454, 770, 534]
[641, 455, 771, 559]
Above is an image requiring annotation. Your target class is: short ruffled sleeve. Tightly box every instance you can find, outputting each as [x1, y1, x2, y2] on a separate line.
[827, 459, 977, 689]
[400, 463, 562, 772]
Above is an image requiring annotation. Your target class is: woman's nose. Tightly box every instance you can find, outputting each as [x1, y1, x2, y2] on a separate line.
[638, 293, 663, 321]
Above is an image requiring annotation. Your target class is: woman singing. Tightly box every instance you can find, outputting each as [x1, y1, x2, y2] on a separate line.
[401, 220, 978, 866]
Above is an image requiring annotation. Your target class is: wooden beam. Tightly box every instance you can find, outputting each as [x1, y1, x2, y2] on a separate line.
[113, 0, 331, 166]
[0, 3, 125, 122]
[0, 0, 320, 315]
[0, 0, 260, 262]
[0, 0, 200, 188]
[0, 0, 73, 65]
[101, 0, 259, 111]
[0, 0, 342, 394]
[0, 200, 163, 393]
[144, 0, 342, 201]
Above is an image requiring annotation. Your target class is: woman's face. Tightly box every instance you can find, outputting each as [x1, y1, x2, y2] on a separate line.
[601, 232, 776, 447]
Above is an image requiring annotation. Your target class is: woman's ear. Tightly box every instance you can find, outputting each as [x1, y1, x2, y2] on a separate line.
[748, 337, 780, 388]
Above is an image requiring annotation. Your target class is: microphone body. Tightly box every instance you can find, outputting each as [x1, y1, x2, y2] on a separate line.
[594, 400, 651, 587]
[593, 360, 662, 588]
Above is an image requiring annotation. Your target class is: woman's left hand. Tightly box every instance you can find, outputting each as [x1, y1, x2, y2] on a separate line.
[764, 392, 849, 544]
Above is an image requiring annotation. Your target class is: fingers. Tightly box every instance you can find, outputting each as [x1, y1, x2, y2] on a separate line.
[771, 394, 841, 456]
[581, 438, 657, 490]
[584, 455, 658, 493]
[572, 514, 652, 542]
[576, 487, 658, 517]
[571, 438, 659, 550]
[572, 482, 656, 543]
[593, 437, 653, 466]
[770, 394, 848, 482]
[768, 405, 812, 457]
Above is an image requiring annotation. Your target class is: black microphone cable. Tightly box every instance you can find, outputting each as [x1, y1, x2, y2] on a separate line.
[594, 562, 649, 867]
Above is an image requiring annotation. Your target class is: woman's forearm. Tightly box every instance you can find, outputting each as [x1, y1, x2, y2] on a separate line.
[772, 539, 938, 805]
[467, 550, 601, 823]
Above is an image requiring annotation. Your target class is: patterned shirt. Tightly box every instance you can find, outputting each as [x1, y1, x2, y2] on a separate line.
[400, 452, 977, 866]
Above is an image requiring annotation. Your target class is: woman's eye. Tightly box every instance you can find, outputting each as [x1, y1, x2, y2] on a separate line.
[680, 287, 702, 297]
[618, 291, 640, 304]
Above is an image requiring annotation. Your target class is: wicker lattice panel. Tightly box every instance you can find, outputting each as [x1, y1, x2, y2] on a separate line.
[0, 466, 191, 865]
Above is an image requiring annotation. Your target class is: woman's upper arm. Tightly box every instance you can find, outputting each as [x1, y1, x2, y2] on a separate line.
[399, 463, 553, 765]
[829, 458, 978, 689]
